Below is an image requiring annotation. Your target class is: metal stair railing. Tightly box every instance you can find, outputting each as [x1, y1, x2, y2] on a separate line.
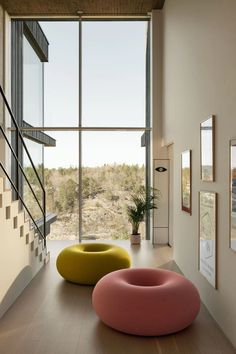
[0, 85, 46, 247]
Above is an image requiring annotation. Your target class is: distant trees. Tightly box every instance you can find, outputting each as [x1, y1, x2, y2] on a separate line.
[58, 179, 78, 213]
[82, 176, 103, 199]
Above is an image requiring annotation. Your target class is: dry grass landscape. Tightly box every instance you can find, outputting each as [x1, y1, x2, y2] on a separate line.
[43, 164, 145, 240]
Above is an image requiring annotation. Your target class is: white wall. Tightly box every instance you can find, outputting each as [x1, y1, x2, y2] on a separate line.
[161, 0, 236, 348]
[0, 6, 5, 171]
[0, 7, 11, 175]
[0, 183, 47, 318]
[0, 6, 3, 90]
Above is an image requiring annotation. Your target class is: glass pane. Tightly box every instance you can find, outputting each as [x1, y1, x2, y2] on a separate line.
[40, 22, 79, 127]
[44, 132, 79, 240]
[82, 21, 147, 127]
[23, 139, 44, 221]
[24, 139, 43, 181]
[82, 132, 145, 240]
[23, 35, 43, 126]
[22, 32, 44, 223]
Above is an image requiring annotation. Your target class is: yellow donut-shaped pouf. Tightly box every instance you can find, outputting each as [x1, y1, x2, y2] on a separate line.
[56, 243, 131, 285]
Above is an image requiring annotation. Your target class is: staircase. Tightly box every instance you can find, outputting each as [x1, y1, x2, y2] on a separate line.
[0, 85, 50, 318]
[0, 176, 50, 318]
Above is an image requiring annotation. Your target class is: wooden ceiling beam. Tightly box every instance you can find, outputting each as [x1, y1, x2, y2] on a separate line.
[0, 0, 165, 16]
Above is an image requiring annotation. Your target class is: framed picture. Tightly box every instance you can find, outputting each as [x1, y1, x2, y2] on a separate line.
[181, 150, 192, 214]
[230, 139, 236, 252]
[200, 115, 215, 181]
[199, 191, 217, 288]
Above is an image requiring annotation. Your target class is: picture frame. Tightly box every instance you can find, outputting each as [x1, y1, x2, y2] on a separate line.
[181, 150, 192, 214]
[199, 191, 217, 288]
[230, 139, 236, 252]
[200, 115, 215, 181]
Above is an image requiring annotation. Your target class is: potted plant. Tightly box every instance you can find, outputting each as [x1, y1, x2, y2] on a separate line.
[127, 187, 159, 245]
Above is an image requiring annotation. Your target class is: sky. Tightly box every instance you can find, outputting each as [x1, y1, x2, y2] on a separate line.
[39, 21, 148, 168]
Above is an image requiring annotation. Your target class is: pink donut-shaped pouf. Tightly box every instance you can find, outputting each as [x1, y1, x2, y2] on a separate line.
[92, 268, 200, 336]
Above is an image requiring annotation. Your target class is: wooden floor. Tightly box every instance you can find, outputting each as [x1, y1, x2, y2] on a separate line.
[0, 240, 235, 354]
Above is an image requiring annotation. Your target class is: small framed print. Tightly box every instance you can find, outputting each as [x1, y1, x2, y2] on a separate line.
[199, 191, 217, 288]
[181, 150, 192, 214]
[230, 139, 236, 252]
[200, 115, 215, 181]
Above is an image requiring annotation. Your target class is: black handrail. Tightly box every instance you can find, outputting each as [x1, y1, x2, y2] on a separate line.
[0, 86, 45, 192]
[0, 85, 46, 247]
[0, 126, 44, 215]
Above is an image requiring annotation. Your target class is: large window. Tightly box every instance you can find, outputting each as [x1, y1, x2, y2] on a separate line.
[15, 20, 150, 241]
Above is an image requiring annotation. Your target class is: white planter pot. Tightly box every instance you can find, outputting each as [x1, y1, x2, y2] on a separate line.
[130, 234, 141, 245]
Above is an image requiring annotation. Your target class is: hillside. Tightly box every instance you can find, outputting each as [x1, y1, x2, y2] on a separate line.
[44, 164, 145, 240]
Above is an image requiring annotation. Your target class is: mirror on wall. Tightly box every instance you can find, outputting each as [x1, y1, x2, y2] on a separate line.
[181, 149, 191, 214]
[230, 139, 236, 252]
[200, 115, 215, 181]
[199, 191, 217, 288]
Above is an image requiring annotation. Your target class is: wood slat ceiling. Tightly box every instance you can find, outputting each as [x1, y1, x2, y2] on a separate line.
[0, 0, 165, 16]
